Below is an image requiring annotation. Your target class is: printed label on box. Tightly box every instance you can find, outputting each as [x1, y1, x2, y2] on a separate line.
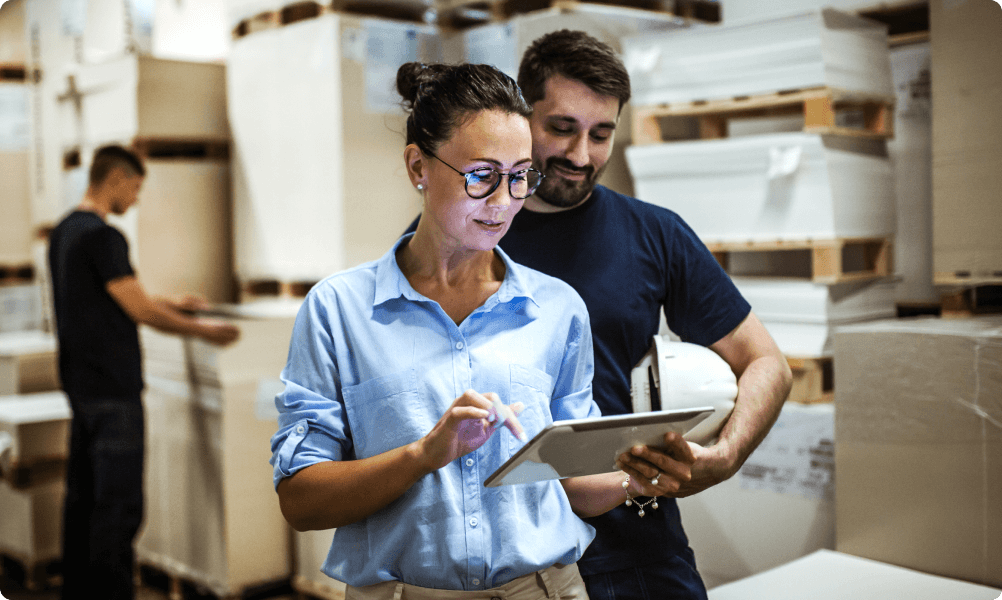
[739, 406, 835, 501]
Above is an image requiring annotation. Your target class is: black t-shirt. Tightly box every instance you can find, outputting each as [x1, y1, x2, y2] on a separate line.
[48, 210, 143, 400]
[498, 185, 750, 574]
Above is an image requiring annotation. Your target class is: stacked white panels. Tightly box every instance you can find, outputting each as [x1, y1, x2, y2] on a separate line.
[452, 4, 688, 197]
[730, 278, 896, 356]
[0, 80, 33, 266]
[137, 304, 297, 597]
[626, 132, 895, 243]
[622, 9, 893, 107]
[228, 14, 437, 281]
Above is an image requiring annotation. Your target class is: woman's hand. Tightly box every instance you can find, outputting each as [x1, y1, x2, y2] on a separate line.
[416, 390, 524, 472]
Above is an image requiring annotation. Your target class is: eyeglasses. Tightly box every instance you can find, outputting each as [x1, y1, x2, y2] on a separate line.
[427, 152, 544, 200]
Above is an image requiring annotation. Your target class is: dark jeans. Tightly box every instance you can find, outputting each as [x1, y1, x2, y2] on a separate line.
[582, 549, 708, 600]
[61, 397, 145, 600]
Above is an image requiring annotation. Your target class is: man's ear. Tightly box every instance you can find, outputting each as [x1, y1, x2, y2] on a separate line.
[404, 144, 427, 190]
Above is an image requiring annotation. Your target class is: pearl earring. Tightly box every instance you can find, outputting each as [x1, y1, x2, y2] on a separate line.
[416, 183, 424, 191]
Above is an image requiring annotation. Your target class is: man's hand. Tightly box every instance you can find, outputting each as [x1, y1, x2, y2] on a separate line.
[615, 431, 696, 497]
[198, 318, 240, 346]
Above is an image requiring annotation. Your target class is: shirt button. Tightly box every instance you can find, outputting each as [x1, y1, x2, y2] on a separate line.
[465, 458, 474, 467]
[470, 517, 478, 527]
[472, 578, 480, 586]
[295, 425, 305, 434]
[455, 341, 464, 350]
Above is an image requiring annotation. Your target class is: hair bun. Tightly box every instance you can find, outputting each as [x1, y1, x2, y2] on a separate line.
[396, 62, 429, 107]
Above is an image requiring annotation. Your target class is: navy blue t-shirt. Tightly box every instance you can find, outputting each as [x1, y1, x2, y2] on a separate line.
[407, 184, 750, 574]
[49, 211, 143, 400]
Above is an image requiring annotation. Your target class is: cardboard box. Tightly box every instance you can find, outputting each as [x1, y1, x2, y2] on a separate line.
[228, 15, 434, 281]
[627, 133, 896, 243]
[0, 391, 70, 471]
[834, 316, 1002, 588]
[136, 306, 298, 597]
[733, 277, 896, 356]
[622, 9, 893, 107]
[680, 403, 835, 589]
[0, 331, 59, 395]
[931, 0, 1002, 282]
[0, 477, 65, 565]
[708, 550, 1001, 599]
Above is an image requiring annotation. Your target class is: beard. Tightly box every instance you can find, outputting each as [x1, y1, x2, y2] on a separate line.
[532, 157, 607, 209]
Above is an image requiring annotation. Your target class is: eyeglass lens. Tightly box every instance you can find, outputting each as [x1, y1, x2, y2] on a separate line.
[465, 168, 542, 200]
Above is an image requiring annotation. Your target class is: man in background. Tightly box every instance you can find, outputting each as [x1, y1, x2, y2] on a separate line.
[48, 144, 239, 600]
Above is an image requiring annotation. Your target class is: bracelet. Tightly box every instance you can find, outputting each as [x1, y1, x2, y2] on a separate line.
[622, 474, 659, 517]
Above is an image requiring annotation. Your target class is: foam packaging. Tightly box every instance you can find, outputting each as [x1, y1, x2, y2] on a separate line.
[622, 9, 893, 107]
[627, 132, 895, 243]
[708, 550, 1000, 599]
[733, 277, 896, 356]
[834, 316, 1002, 588]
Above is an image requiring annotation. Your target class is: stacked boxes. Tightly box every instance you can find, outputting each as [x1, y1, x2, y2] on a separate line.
[227, 13, 436, 283]
[623, 9, 898, 382]
[834, 316, 1002, 589]
[0, 331, 58, 395]
[137, 304, 297, 596]
[0, 391, 71, 585]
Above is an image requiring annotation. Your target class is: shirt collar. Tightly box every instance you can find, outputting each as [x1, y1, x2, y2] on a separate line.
[373, 233, 540, 312]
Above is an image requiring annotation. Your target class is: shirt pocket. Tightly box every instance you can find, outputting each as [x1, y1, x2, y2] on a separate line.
[342, 369, 430, 460]
[508, 363, 554, 456]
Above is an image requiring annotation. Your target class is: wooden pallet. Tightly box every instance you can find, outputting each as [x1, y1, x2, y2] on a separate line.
[0, 64, 27, 82]
[940, 285, 1002, 318]
[786, 356, 833, 404]
[856, 1, 929, 47]
[292, 575, 346, 600]
[132, 138, 231, 161]
[232, 0, 440, 39]
[135, 563, 293, 600]
[0, 264, 34, 286]
[0, 552, 61, 593]
[708, 237, 892, 284]
[240, 279, 318, 302]
[632, 87, 896, 145]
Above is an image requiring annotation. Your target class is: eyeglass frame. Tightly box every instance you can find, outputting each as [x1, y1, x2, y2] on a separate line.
[425, 151, 544, 200]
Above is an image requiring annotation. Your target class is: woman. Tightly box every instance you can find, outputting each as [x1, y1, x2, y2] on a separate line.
[270, 62, 684, 600]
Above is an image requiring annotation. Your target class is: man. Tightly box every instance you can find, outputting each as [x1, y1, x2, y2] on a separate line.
[508, 30, 792, 599]
[48, 145, 240, 600]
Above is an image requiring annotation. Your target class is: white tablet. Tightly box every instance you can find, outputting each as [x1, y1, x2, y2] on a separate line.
[483, 407, 714, 487]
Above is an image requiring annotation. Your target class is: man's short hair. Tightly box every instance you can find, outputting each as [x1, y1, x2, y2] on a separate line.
[517, 29, 631, 111]
[89, 145, 146, 187]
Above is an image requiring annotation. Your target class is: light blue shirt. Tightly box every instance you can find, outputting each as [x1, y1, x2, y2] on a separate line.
[270, 234, 600, 591]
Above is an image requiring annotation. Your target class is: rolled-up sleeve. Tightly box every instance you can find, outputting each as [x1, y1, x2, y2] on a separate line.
[550, 306, 600, 422]
[269, 289, 352, 488]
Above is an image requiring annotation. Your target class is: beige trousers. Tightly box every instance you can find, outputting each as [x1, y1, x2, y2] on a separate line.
[344, 563, 589, 600]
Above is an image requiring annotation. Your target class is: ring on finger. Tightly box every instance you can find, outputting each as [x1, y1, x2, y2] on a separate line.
[651, 473, 660, 486]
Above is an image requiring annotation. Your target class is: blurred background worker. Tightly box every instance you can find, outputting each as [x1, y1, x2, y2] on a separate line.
[47, 144, 241, 600]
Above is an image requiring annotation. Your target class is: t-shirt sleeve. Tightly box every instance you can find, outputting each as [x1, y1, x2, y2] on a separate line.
[664, 215, 751, 347]
[86, 227, 135, 284]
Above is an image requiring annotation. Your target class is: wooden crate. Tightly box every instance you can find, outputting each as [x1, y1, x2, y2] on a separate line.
[786, 356, 833, 404]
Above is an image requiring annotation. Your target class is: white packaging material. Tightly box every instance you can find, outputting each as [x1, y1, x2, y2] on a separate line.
[708, 550, 1001, 599]
[228, 15, 436, 281]
[0, 477, 65, 565]
[888, 42, 934, 304]
[626, 132, 895, 243]
[0, 391, 71, 467]
[293, 529, 345, 598]
[0, 285, 44, 335]
[733, 277, 896, 356]
[73, 54, 228, 145]
[680, 403, 835, 589]
[0, 331, 59, 395]
[622, 8, 893, 106]
[152, 0, 229, 62]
